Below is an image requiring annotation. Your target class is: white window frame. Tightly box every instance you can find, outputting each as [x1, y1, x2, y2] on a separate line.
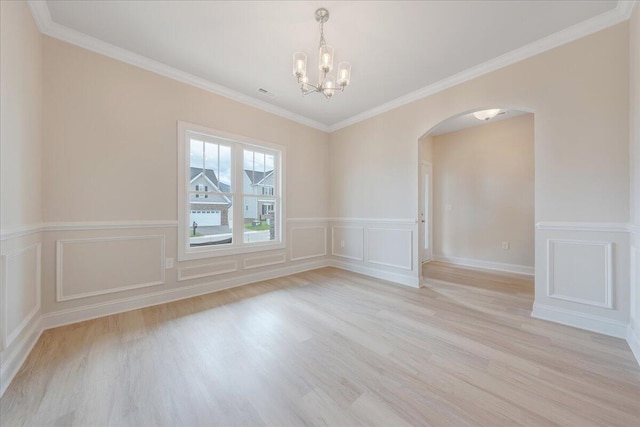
[177, 121, 286, 261]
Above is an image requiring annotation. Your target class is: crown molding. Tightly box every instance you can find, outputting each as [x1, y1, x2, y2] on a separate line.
[26, 1, 330, 132]
[327, 0, 635, 132]
[27, 1, 635, 134]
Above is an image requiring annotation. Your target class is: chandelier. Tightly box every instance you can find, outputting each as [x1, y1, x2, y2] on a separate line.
[292, 8, 351, 100]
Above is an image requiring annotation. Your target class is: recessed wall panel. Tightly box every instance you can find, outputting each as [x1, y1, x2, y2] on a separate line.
[332, 226, 364, 261]
[290, 226, 326, 261]
[57, 235, 165, 301]
[547, 239, 612, 308]
[367, 228, 413, 270]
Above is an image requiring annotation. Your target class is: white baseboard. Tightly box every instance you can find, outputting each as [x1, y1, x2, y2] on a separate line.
[433, 254, 534, 276]
[531, 303, 628, 338]
[41, 259, 330, 330]
[0, 316, 42, 397]
[329, 259, 420, 288]
[627, 324, 640, 366]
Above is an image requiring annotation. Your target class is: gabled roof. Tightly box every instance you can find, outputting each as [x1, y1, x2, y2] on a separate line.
[190, 167, 231, 192]
[244, 169, 274, 185]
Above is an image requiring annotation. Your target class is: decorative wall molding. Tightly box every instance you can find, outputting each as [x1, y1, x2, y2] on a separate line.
[42, 259, 330, 330]
[287, 218, 330, 224]
[56, 235, 166, 301]
[243, 252, 286, 270]
[327, 1, 635, 132]
[0, 223, 44, 241]
[330, 218, 417, 225]
[290, 226, 327, 261]
[331, 226, 365, 261]
[432, 254, 535, 276]
[547, 239, 613, 309]
[366, 228, 413, 271]
[531, 303, 628, 338]
[629, 223, 640, 234]
[26, 0, 633, 134]
[25, 1, 329, 132]
[1, 244, 41, 348]
[536, 221, 631, 233]
[46, 220, 178, 231]
[177, 260, 239, 282]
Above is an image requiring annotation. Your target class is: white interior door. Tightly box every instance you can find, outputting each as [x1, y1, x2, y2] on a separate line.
[421, 162, 433, 263]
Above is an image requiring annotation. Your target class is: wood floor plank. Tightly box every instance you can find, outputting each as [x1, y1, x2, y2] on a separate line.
[1, 263, 639, 426]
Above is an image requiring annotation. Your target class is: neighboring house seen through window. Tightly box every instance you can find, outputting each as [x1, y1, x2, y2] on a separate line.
[178, 122, 284, 260]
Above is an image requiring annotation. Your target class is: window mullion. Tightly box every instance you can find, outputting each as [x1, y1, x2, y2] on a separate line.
[233, 143, 244, 246]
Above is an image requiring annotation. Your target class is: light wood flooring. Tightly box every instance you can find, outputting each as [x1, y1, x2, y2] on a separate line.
[1, 263, 639, 426]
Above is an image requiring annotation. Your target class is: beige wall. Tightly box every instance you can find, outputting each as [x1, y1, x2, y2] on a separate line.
[329, 24, 629, 223]
[42, 37, 329, 222]
[1, 1, 43, 230]
[629, 4, 640, 357]
[0, 1, 44, 393]
[431, 115, 534, 268]
[420, 135, 433, 163]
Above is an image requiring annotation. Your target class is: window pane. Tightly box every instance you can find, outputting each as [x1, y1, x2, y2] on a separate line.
[219, 145, 231, 192]
[243, 196, 277, 243]
[243, 148, 275, 196]
[204, 142, 218, 177]
[189, 195, 233, 247]
[190, 138, 204, 169]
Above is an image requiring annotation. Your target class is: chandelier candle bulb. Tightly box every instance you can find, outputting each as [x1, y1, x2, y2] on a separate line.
[323, 75, 335, 98]
[292, 52, 307, 77]
[337, 62, 351, 87]
[319, 45, 334, 72]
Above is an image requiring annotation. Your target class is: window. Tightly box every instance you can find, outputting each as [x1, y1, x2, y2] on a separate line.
[178, 122, 284, 260]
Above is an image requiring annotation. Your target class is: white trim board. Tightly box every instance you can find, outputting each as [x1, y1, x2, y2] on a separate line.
[26, 1, 636, 133]
[0, 317, 42, 397]
[1, 244, 42, 348]
[432, 255, 534, 276]
[329, 259, 420, 288]
[536, 221, 631, 233]
[531, 303, 628, 339]
[627, 325, 640, 366]
[26, 1, 329, 132]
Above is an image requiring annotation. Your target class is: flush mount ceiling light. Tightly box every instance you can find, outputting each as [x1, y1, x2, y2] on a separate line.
[292, 8, 351, 100]
[473, 109, 502, 121]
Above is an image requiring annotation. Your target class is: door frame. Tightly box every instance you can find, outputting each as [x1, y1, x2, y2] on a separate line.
[420, 160, 433, 264]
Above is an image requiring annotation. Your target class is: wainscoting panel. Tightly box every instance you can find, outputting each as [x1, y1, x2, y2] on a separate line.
[1, 244, 41, 348]
[367, 228, 412, 270]
[243, 252, 286, 270]
[177, 260, 238, 282]
[547, 239, 613, 308]
[290, 226, 327, 261]
[56, 235, 165, 301]
[331, 226, 364, 261]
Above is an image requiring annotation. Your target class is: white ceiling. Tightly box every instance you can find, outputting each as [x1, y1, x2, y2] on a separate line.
[36, 1, 629, 130]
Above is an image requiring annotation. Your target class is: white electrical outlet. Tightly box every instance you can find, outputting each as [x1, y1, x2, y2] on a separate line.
[165, 258, 174, 269]
[501, 242, 510, 250]
[340, 240, 345, 248]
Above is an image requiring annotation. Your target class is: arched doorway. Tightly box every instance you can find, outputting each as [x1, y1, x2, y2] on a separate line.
[418, 107, 535, 285]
